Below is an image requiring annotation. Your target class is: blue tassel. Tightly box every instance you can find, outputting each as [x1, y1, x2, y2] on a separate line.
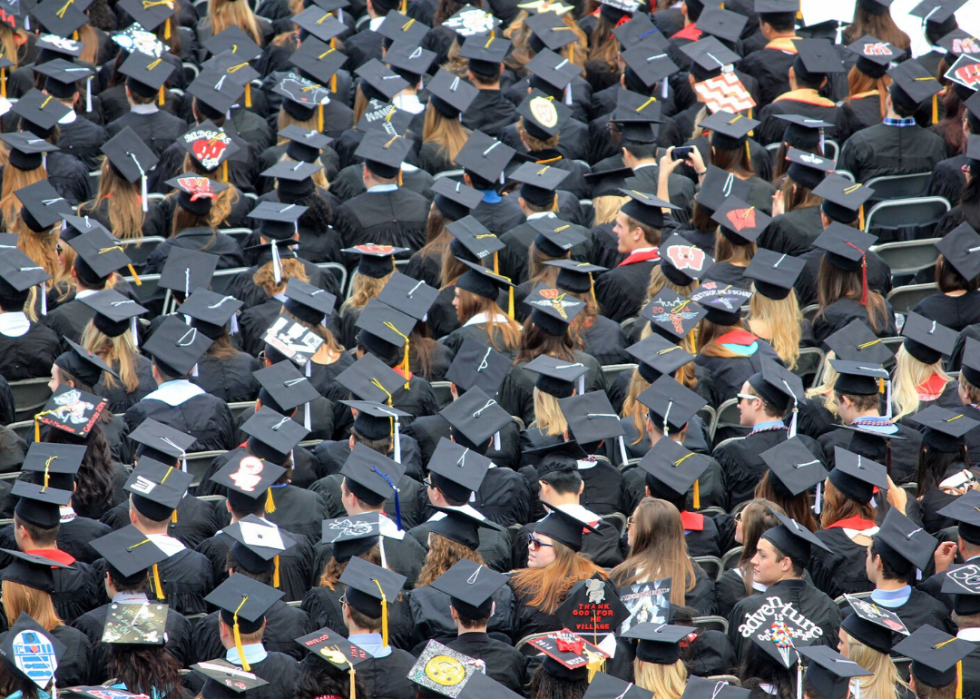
[372, 465, 402, 531]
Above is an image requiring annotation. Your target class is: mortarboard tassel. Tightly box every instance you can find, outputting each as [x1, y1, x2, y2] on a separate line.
[618, 435, 628, 468]
[172, 508, 178, 523]
[158, 85, 165, 106]
[493, 251, 499, 274]
[796, 655, 803, 699]
[318, 103, 324, 133]
[347, 661, 356, 699]
[744, 141, 751, 169]
[245, 83, 251, 108]
[266, 487, 276, 513]
[41, 282, 47, 316]
[165, 17, 171, 39]
[508, 286, 514, 319]
[958, 661, 963, 699]
[383, 321, 411, 389]
[233, 596, 251, 671]
[273, 555, 280, 588]
[1, 68, 6, 98]
[220, 161, 228, 183]
[372, 465, 401, 529]
[85, 77, 92, 113]
[393, 418, 401, 463]
[151, 563, 165, 600]
[371, 578, 389, 646]
[933, 94, 938, 125]
[814, 481, 821, 514]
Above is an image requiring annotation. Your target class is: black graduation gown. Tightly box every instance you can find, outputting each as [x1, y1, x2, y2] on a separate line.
[71, 601, 194, 681]
[694, 338, 784, 409]
[447, 632, 527, 695]
[716, 567, 756, 620]
[512, 514, 625, 570]
[703, 261, 749, 288]
[409, 584, 516, 648]
[408, 516, 513, 573]
[194, 529, 314, 602]
[355, 649, 417, 699]
[795, 246, 892, 309]
[308, 474, 424, 550]
[498, 351, 607, 427]
[441, 322, 519, 360]
[840, 95, 886, 142]
[57, 115, 109, 172]
[594, 258, 657, 323]
[579, 315, 631, 366]
[958, 641, 980, 699]
[236, 299, 283, 357]
[470, 194, 526, 236]
[809, 527, 874, 599]
[105, 109, 189, 158]
[0, 320, 61, 381]
[190, 602, 311, 664]
[40, 298, 98, 350]
[323, 371, 441, 437]
[949, 404, 980, 465]
[838, 123, 947, 184]
[461, 89, 519, 139]
[911, 291, 980, 333]
[300, 584, 415, 650]
[0, 516, 110, 565]
[756, 91, 846, 146]
[142, 227, 246, 273]
[403, 251, 442, 291]
[858, 588, 956, 641]
[331, 187, 430, 262]
[94, 544, 213, 614]
[40, 152, 92, 206]
[427, 285, 461, 341]
[312, 434, 423, 482]
[189, 351, 262, 403]
[100, 493, 219, 548]
[727, 578, 841, 662]
[817, 423, 923, 485]
[758, 205, 824, 257]
[926, 154, 968, 205]
[184, 651, 300, 699]
[254, 484, 329, 545]
[919, 559, 980, 614]
[11, 555, 104, 624]
[737, 41, 800, 108]
[497, 218, 592, 285]
[715, 427, 829, 509]
[812, 298, 897, 346]
[124, 390, 236, 452]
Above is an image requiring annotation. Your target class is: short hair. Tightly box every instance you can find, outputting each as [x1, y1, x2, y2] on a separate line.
[13, 514, 58, 547]
[352, 429, 393, 456]
[225, 549, 276, 587]
[539, 469, 582, 495]
[621, 138, 658, 161]
[870, 538, 912, 580]
[745, 386, 784, 419]
[767, 539, 804, 577]
[469, 69, 498, 86]
[759, 11, 795, 30]
[622, 215, 661, 247]
[833, 391, 879, 412]
[347, 603, 382, 632]
[911, 677, 956, 699]
[454, 608, 492, 629]
[219, 616, 266, 644]
[517, 118, 560, 151]
[960, 376, 980, 405]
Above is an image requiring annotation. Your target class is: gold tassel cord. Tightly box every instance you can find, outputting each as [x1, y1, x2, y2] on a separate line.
[370, 377, 393, 406]
[371, 579, 389, 647]
[41, 456, 57, 491]
[383, 321, 411, 389]
[151, 563, 165, 599]
[233, 595, 251, 671]
[273, 555, 280, 588]
[266, 487, 276, 513]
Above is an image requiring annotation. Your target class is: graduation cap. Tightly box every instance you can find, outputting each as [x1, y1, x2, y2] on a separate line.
[526, 441, 588, 479]
[637, 375, 707, 437]
[21, 442, 85, 492]
[444, 337, 509, 398]
[527, 48, 579, 95]
[383, 40, 436, 85]
[102, 601, 168, 645]
[821, 320, 892, 366]
[517, 0, 576, 13]
[940, 562, 980, 615]
[455, 130, 515, 186]
[32, 0, 89, 39]
[938, 29, 980, 57]
[428, 503, 504, 551]
[682, 677, 750, 699]
[295, 625, 372, 699]
[527, 629, 608, 681]
[426, 68, 478, 121]
[322, 512, 384, 561]
[458, 34, 511, 76]
[111, 24, 166, 58]
[696, 6, 747, 45]
[65, 227, 137, 286]
[278, 124, 331, 166]
[338, 556, 405, 643]
[53, 336, 119, 389]
[846, 36, 897, 79]
[35, 385, 107, 440]
[252, 362, 318, 421]
[280, 278, 335, 329]
[446, 216, 505, 265]
[191, 659, 269, 699]
[812, 222, 874, 280]
[901, 312, 956, 365]
[241, 405, 310, 467]
[910, 0, 966, 27]
[340, 443, 405, 526]
[143, 316, 212, 377]
[743, 249, 805, 302]
[440, 385, 511, 453]
[937, 490, 980, 546]
[893, 625, 974, 689]
[912, 405, 979, 453]
[653, 237, 711, 289]
[441, 5, 499, 36]
[13, 179, 71, 233]
[889, 60, 942, 119]
[11, 479, 71, 529]
[701, 109, 759, 150]
[355, 59, 409, 101]
[177, 121, 240, 174]
[695, 166, 753, 212]
[515, 89, 570, 141]
[680, 36, 740, 80]
[755, 0, 798, 11]
[34, 33, 83, 59]
[611, 91, 663, 135]
[166, 175, 227, 217]
[176, 288, 242, 339]
[32, 59, 92, 103]
[129, 418, 195, 470]
[221, 515, 296, 584]
[0, 549, 71, 594]
[782, 148, 833, 192]
[117, 0, 175, 32]
[747, 359, 807, 433]
[354, 130, 412, 179]
[965, 338, 980, 388]
[376, 11, 428, 46]
[0, 612, 66, 690]
[125, 458, 192, 523]
[528, 216, 586, 258]
[815, 178, 874, 228]
[334, 353, 405, 404]
[547, 260, 606, 296]
[761, 508, 831, 568]
[119, 50, 175, 102]
[158, 247, 219, 298]
[263, 314, 323, 368]
[840, 593, 909, 654]
[526, 12, 579, 51]
[827, 446, 887, 505]
[272, 72, 331, 121]
[584, 673, 654, 699]
[559, 390, 624, 453]
[873, 507, 938, 572]
[205, 575, 283, 670]
[638, 435, 711, 507]
[759, 437, 827, 499]
[711, 196, 772, 245]
[293, 5, 346, 43]
[431, 176, 482, 221]
[621, 37, 678, 91]
[203, 25, 262, 61]
[829, 358, 889, 397]
[688, 282, 752, 326]
[340, 400, 408, 458]
[621, 623, 694, 664]
[534, 505, 599, 553]
[611, 12, 657, 50]
[12, 89, 70, 135]
[355, 299, 416, 374]
[793, 38, 844, 84]
[456, 259, 515, 310]
[77, 288, 147, 340]
[211, 452, 286, 514]
[374, 273, 435, 324]
[554, 578, 629, 642]
[407, 640, 485, 696]
[428, 557, 508, 621]
[524, 283, 585, 335]
[626, 331, 696, 384]
[288, 39, 346, 91]
[936, 223, 980, 282]
[620, 188, 677, 230]
[798, 646, 872, 699]
[0, 132, 59, 178]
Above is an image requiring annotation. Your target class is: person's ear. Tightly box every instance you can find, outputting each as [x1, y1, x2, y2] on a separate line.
[577, 480, 584, 496]
[645, 486, 651, 497]
[681, 1, 688, 15]
[449, 605, 458, 621]
[820, 77, 828, 89]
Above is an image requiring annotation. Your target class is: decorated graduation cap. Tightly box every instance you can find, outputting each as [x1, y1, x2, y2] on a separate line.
[11, 479, 72, 529]
[21, 442, 85, 492]
[211, 451, 286, 514]
[939, 29, 980, 59]
[798, 646, 871, 699]
[440, 385, 511, 453]
[112, 24, 166, 58]
[936, 223, 980, 282]
[525, 283, 585, 336]
[0, 612, 66, 691]
[941, 562, 980, 615]
[102, 601, 168, 645]
[894, 625, 974, 689]
[442, 4, 499, 36]
[295, 626, 371, 699]
[535, 505, 599, 552]
[455, 130, 515, 188]
[192, 659, 270, 699]
[846, 36, 896, 79]
[743, 249, 805, 301]
[273, 72, 332, 122]
[784, 147, 835, 191]
[446, 216, 505, 270]
[340, 442, 405, 526]
[35, 385, 107, 441]
[556, 578, 628, 643]
[695, 166, 753, 212]
[828, 446, 888, 504]
[221, 515, 296, 589]
[912, 405, 979, 453]
[711, 196, 771, 245]
[445, 337, 510, 398]
[874, 507, 938, 572]
[166, 175, 227, 217]
[339, 556, 405, 646]
[688, 282, 752, 326]
[342, 244, 405, 279]
[638, 433, 711, 508]
[937, 490, 980, 545]
[458, 34, 511, 77]
[429, 504, 505, 552]
[427, 436, 493, 503]
[759, 437, 827, 502]
[840, 593, 908, 654]
[178, 121, 241, 178]
[92, 525, 171, 592]
[656, 236, 713, 288]
[407, 640, 485, 697]
[322, 512, 386, 562]
[528, 629, 609, 681]
[144, 316, 212, 377]
[516, 88, 570, 141]
[760, 509, 831, 568]
[53, 337, 118, 389]
[206, 575, 283, 670]
[901, 312, 956, 365]
[0, 550, 70, 593]
[889, 59, 943, 123]
[125, 458, 192, 524]
[626, 331, 696, 384]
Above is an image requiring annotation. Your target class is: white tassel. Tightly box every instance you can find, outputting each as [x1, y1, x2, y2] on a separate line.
[181, 455, 187, 472]
[304, 402, 311, 431]
[338, 8, 344, 21]
[578, 375, 585, 395]
[394, 420, 401, 463]
[618, 435, 628, 467]
[564, 85, 572, 105]
[379, 536, 387, 568]
[192, 363, 199, 377]
[271, 242, 282, 284]
[494, 431, 501, 450]
[814, 482, 822, 514]
[230, 314, 239, 335]
[885, 380, 892, 421]
[85, 77, 92, 113]
[305, 360, 311, 377]
[141, 175, 148, 212]
[661, 80, 668, 99]
[41, 282, 47, 316]
[131, 317, 138, 347]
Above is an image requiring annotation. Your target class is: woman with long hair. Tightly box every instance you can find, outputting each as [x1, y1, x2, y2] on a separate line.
[935, 137, 980, 237]
[338, 248, 397, 349]
[691, 285, 781, 406]
[263, 167, 340, 266]
[744, 250, 814, 370]
[701, 199, 760, 288]
[626, 624, 691, 699]
[839, 607, 909, 699]
[278, 281, 351, 395]
[716, 499, 784, 618]
[763, 149, 832, 257]
[509, 506, 608, 640]
[767, 119, 828, 184]
[812, 239, 896, 346]
[512, 227, 579, 320]
[0, 135, 51, 231]
[142, 177, 245, 274]
[552, 261, 630, 365]
[704, 115, 777, 214]
[105, 605, 185, 699]
[406, 182, 482, 290]
[163, 136, 250, 231]
[891, 315, 958, 421]
[583, 1, 631, 90]
[196, 0, 270, 47]
[843, 0, 911, 53]
[523, 356, 580, 449]
[418, 80, 473, 175]
[611, 498, 716, 613]
[915, 414, 979, 534]
[912, 243, 980, 332]
[753, 468, 818, 533]
[841, 36, 895, 136]
[441, 260, 522, 358]
[10, 190, 73, 317]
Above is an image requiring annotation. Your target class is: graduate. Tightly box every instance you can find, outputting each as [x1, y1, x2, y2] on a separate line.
[105, 51, 188, 157]
[453, 130, 523, 235]
[737, 0, 802, 107]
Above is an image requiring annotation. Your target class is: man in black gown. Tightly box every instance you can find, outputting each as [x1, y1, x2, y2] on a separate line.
[105, 51, 188, 157]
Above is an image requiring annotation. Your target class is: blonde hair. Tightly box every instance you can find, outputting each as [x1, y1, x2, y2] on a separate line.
[275, 151, 329, 191]
[0, 24, 23, 72]
[633, 659, 688, 699]
[593, 195, 629, 226]
[81, 321, 141, 393]
[644, 265, 698, 306]
[806, 351, 840, 417]
[179, 152, 242, 226]
[1, 580, 63, 630]
[422, 104, 470, 165]
[278, 106, 318, 135]
[206, 0, 262, 44]
[845, 631, 908, 699]
[892, 345, 951, 421]
[533, 387, 568, 436]
[748, 288, 803, 370]
[253, 257, 309, 298]
[510, 539, 606, 615]
[80, 157, 146, 240]
[622, 369, 651, 445]
[0, 161, 46, 226]
[16, 220, 67, 288]
[341, 271, 392, 312]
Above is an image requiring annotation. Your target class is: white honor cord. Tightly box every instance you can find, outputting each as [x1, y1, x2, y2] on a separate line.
[41, 281, 47, 316]
[796, 656, 803, 699]
[618, 436, 628, 468]
[271, 241, 282, 284]
[379, 535, 387, 568]
[394, 420, 401, 463]
[304, 402, 311, 431]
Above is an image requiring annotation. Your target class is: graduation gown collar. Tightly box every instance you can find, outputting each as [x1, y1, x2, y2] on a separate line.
[773, 89, 835, 107]
[765, 36, 800, 53]
[680, 510, 705, 531]
[24, 548, 75, 565]
[144, 379, 206, 406]
[673, 23, 702, 40]
[618, 247, 660, 266]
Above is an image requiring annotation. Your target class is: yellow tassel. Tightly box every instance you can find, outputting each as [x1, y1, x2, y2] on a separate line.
[151, 563, 164, 600]
[245, 84, 252, 108]
[400, 0, 405, 12]
[165, 17, 171, 39]
[273, 555, 280, 588]
[220, 161, 228, 183]
[398, 170, 403, 186]
[34, 418, 39, 443]
[370, 378, 393, 406]
[158, 86, 165, 106]
[932, 94, 938, 125]
[508, 287, 514, 320]
[318, 104, 324, 133]
[589, 273, 595, 304]
[493, 251, 499, 274]
[349, 665, 356, 699]
[171, 508, 177, 523]
[128, 264, 142, 285]
[233, 596, 251, 671]
[1, 69, 6, 98]
[383, 321, 411, 389]
[331, 73, 337, 93]
[371, 579, 389, 647]
[859, 204, 865, 231]
[693, 479, 700, 509]
[72, 31, 77, 40]
[266, 488, 276, 513]
[745, 141, 752, 169]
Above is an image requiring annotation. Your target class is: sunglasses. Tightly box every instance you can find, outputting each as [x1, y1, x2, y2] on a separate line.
[527, 535, 554, 551]
[736, 393, 759, 404]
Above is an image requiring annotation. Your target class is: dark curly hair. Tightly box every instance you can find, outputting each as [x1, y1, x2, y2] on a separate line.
[294, 653, 361, 699]
[108, 644, 186, 699]
[41, 422, 115, 518]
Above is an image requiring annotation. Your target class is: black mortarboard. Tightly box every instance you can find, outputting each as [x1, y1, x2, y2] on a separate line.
[535, 506, 599, 552]
[355, 59, 409, 101]
[11, 480, 71, 529]
[812, 224, 875, 273]
[445, 337, 510, 397]
[431, 177, 482, 221]
[711, 196, 771, 245]
[0, 131, 59, 173]
[446, 216, 504, 262]
[442, 5, 499, 36]
[548, 260, 606, 294]
[612, 13, 657, 49]
[293, 6, 346, 43]
[78, 289, 146, 339]
[747, 359, 807, 418]
[129, 418, 195, 468]
[515, 89, 570, 141]
[626, 332, 695, 383]
[682, 678, 750, 699]
[657, 236, 714, 288]
[117, 0, 175, 31]
[211, 452, 286, 513]
[638, 435, 711, 500]
[965, 338, 980, 387]
[637, 375, 708, 434]
[701, 109, 759, 149]
[13, 90, 71, 135]
[830, 359, 889, 396]
[846, 36, 897, 79]
[61, 214, 109, 245]
[206, 574, 283, 636]
[429, 504, 504, 552]
[339, 556, 406, 621]
[910, 0, 966, 26]
[36, 385, 107, 438]
[54, 337, 118, 388]
[611, 91, 663, 135]
[429, 557, 507, 619]
[355, 299, 416, 359]
[21, 442, 84, 492]
[527, 12, 579, 51]
[458, 35, 511, 76]
[680, 36, 740, 77]
[241, 405, 309, 463]
[272, 73, 331, 120]
[525, 354, 587, 400]
[203, 26, 262, 61]
[529, 630, 608, 681]
[0, 550, 69, 593]
[620, 188, 677, 229]
[279, 125, 331, 166]
[384, 42, 436, 87]
[455, 258, 515, 301]
[760, 437, 827, 497]
[222, 515, 296, 576]
[295, 626, 373, 673]
[828, 446, 888, 504]
[784, 147, 835, 191]
[622, 623, 693, 664]
[755, 0, 798, 11]
[376, 12, 428, 45]
[584, 673, 654, 699]
[426, 68, 478, 120]
[889, 59, 942, 112]
[841, 594, 908, 653]
[874, 507, 938, 572]
[696, 7, 747, 44]
[688, 283, 752, 326]
[102, 601, 168, 645]
[33, 0, 90, 38]
[177, 289, 242, 338]
[14, 180, 71, 231]
[90, 525, 168, 585]
[793, 38, 844, 84]
[192, 659, 269, 699]
[144, 316, 212, 376]
[525, 283, 585, 335]
[119, 50, 175, 98]
[527, 48, 579, 93]
[814, 179, 874, 225]
[342, 244, 405, 279]
[340, 442, 405, 511]
[695, 166, 753, 212]
[288, 40, 347, 91]
[743, 249, 805, 301]
[455, 130, 515, 185]
[823, 320, 893, 365]
[560, 391, 624, 448]
[282, 278, 335, 327]
[937, 490, 980, 545]
[936, 223, 980, 281]
[913, 405, 979, 452]
[125, 459, 192, 521]
[32, 59, 92, 100]
[760, 509, 831, 568]
[340, 399, 409, 442]
[427, 436, 494, 502]
[440, 385, 511, 452]
[941, 562, 980, 615]
[65, 228, 134, 284]
[902, 312, 956, 365]
[798, 646, 872, 699]
[375, 273, 436, 324]
[322, 512, 383, 562]
[772, 114, 832, 151]
[101, 126, 159, 186]
[334, 353, 405, 403]
[621, 36, 678, 90]
[0, 612, 66, 690]
[353, 130, 412, 179]
[528, 216, 586, 257]
[894, 626, 974, 688]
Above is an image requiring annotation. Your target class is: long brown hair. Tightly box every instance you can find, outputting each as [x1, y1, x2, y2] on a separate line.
[696, 317, 751, 359]
[0, 161, 45, 226]
[527, 244, 564, 286]
[844, 7, 910, 49]
[611, 498, 695, 605]
[737, 499, 784, 595]
[422, 104, 470, 164]
[417, 532, 484, 587]
[846, 66, 892, 120]
[80, 158, 146, 240]
[754, 471, 818, 532]
[417, 204, 452, 262]
[253, 256, 309, 298]
[341, 271, 391, 313]
[816, 256, 889, 333]
[206, 0, 262, 44]
[819, 478, 875, 529]
[108, 645, 186, 699]
[440, 244, 470, 288]
[510, 539, 607, 615]
[0, 24, 25, 71]
[515, 319, 575, 363]
[714, 233, 756, 266]
[780, 176, 823, 213]
[567, 289, 599, 352]
[76, 23, 99, 65]
[318, 545, 382, 590]
[454, 288, 522, 352]
[710, 145, 754, 178]
[179, 152, 241, 228]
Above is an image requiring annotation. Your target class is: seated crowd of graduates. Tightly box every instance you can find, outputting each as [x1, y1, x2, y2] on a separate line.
[4, 0, 980, 693]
